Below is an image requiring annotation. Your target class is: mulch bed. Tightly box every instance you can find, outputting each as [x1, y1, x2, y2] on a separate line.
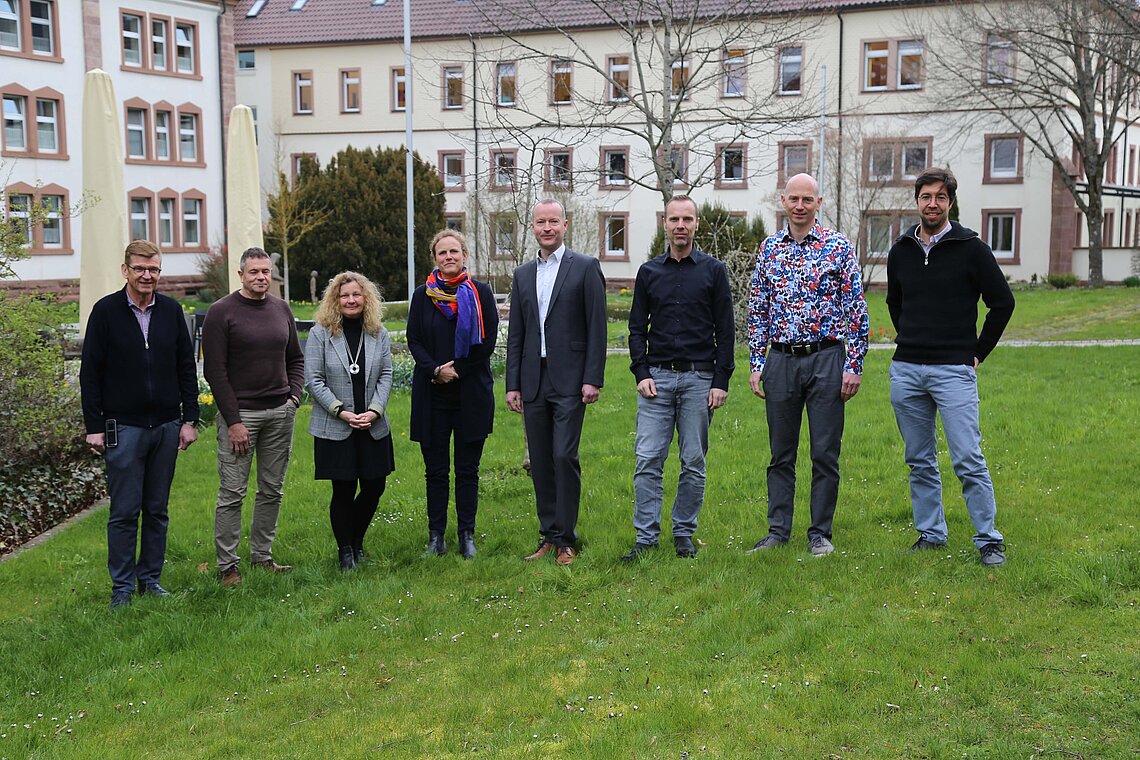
[0, 455, 106, 557]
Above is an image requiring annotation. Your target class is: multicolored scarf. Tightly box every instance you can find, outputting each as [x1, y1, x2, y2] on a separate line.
[425, 268, 485, 358]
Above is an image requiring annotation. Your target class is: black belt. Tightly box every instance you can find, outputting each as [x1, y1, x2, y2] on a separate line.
[770, 339, 840, 357]
[650, 360, 715, 372]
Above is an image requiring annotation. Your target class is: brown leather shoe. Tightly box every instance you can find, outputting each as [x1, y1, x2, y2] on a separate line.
[252, 559, 293, 573]
[555, 546, 578, 566]
[219, 567, 242, 587]
[524, 541, 554, 561]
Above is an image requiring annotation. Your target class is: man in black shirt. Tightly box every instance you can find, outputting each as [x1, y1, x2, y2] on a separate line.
[623, 195, 735, 560]
[81, 240, 199, 608]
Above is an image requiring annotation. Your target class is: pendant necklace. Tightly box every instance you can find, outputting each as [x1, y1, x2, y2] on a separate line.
[345, 331, 364, 375]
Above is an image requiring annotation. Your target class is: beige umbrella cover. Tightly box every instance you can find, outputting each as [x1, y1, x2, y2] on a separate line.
[225, 105, 264, 294]
[78, 69, 128, 336]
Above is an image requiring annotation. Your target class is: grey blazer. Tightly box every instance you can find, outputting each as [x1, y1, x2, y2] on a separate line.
[304, 322, 393, 441]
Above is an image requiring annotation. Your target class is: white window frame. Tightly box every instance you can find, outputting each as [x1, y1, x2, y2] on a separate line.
[158, 196, 175, 247]
[608, 56, 630, 103]
[294, 72, 312, 114]
[122, 13, 143, 67]
[40, 193, 62, 246]
[178, 112, 197, 162]
[496, 62, 516, 107]
[151, 18, 167, 71]
[237, 49, 255, 70]
[391, 67, 406, 112]
[130, 197, 151, 241]
[671, 58, 690, 100]
[126, 107, 147, 159]
[722, 49, 746, 98]
[29, 0, 52, 56]
[551, 59, 573, 105]
[34, 97, 56, 153]
[492, 150, 515, 188]
[901, 142, 928, 180]
[603, 214, 627, 258]
[986, 34, 1014, 84]
[8, 193, 32, 244]
[342, 69, 361, 113]
[443, 65, 463, 109]
[989, 137, 1020, 179]
[720, 145, 744, 182]
[779, 46, 802, 95]
[0, 0, 20, 51]
[548, 150, 572, 187]
[442, 153, 464, 188]
[897, 39, 924, 90]
[3, 94, 27, 150]
[603, 148, 628, 186]
[986, 212, 1016, 258]
[175, 23, 194, 74]
[863, 41, 889, 91]
[867, 143, 894, 182]
[154, 110, 170, 160]
[182, 197, 201, 246]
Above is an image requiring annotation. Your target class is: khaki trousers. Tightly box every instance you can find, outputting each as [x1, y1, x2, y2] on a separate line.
[214, 401, 296, 570]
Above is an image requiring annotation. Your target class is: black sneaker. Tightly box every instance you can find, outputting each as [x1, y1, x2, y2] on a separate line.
[138, 583, 172, 597]
[674, 536, 697, 558]
[621, 543, 656, 563]
[110, 591, 133, 609]
[979, 543, 1006, 567]
[910, 538, 947, 552]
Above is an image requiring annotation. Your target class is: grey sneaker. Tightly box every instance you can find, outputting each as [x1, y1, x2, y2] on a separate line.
[808, 536, 834, 556]
[979, 543, 1006, 567]
[910, 538, 947, 552]
[745, 535, 787, 554]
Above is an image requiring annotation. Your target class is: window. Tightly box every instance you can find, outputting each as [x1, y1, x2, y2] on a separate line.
[179, 111, 197, 162]
[341, 69, 361, 113]
[551, 59, 572, 105]
[861, 211, 920, 262]
[779, 141, 811, 184]
[294, 71, 312, 114]
[151, 18, 167, 70]
[986, 33, 1014, 84]
[444, 212, 464, 232]
[490, 148, 516, 189]
[723, 48, 746, 98]
[5, 184, 71, 252]
[443, 65, 463, 109]
[247, 0, 268, 16]
[174, 22, 194, 73]
[182, 196, 201, 246]
[154, 109, 170, 159]
[601, 213, 629, 259]
[983, 209, 1020, 261]
[290, 0, 308, 9]
[34, 97, 55, 152]
[291, 152, 316, 182]
[0, 0, 18, 51]
[668, 144, 687, 185]
[3, 93, 25, 150]
[608, 56, 630, 102]
[546, 148, 572, 189]
[237, 49, 255, 70]
[778, 46, 802, 95]
[897, 40, 923, 89]
[2, 0, 58, 58]
[126, 107, 147, 158]
[863, 39, 924, 92]
[7, 192, 30, 243]
[864, 41, 888, 90]
[600, 146, 629, 188]
[490, 213, 516, 260]
[1129, 146, 1137, 186]
[391, 67, 405, 111]
[716, 143, 746, 186]
[130, 196, 151, 240]
[671, 58, 690, 100]
[496, 62, 516, 107]
[439, 151, 464, 190]
[863, 138, 932, 185]
[1103, 209, 1115, 247]
[122, 13, 142, 66]
[984, 134, 1022, 183]
[29, 0, 50, 55]
[158, 195, 174, 247]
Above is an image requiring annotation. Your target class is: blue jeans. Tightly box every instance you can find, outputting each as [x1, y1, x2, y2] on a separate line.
[104, 420, 181, 594]
[889, 361, 1003, 548]
[633, 367, 713, 545]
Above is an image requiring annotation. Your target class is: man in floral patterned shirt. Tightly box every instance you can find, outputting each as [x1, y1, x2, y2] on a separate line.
[746, 173, 869, 557]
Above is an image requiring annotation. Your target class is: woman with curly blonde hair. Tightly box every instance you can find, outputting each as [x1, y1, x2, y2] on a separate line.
[305, 271, 394, 570]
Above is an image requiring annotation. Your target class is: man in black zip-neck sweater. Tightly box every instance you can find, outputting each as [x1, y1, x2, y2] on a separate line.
[81, 240, 199, 609]
[886, 167, 1015, 568]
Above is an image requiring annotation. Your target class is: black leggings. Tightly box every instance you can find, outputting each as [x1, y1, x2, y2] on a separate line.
[329, 478, 385, 550]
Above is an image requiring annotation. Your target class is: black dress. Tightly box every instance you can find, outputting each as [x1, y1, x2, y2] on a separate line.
[313, 317, 395, 481]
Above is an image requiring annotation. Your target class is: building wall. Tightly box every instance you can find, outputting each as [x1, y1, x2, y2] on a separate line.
[3, 0, 227, 287]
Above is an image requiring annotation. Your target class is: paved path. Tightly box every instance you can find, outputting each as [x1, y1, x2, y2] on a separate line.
[606, 339, 1140, 355]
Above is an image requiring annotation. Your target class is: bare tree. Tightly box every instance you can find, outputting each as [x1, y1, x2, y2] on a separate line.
[922, 0, 1140, 287]
[456, 0, 815, 203]
[264, 133, 329, 302]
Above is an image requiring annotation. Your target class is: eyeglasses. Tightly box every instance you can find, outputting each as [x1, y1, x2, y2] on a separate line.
[917, 193, 951, 204]
[127, 265, 161, 275]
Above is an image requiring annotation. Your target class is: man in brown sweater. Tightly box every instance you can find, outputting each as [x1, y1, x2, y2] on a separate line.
[203, 247, 305, 585]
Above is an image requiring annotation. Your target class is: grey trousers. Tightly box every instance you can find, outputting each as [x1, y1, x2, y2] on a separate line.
[215, 401, 296, 570]
[762, 345, 845, 542]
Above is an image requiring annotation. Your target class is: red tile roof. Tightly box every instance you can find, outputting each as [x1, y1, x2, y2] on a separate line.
[233, 0, 915, 47]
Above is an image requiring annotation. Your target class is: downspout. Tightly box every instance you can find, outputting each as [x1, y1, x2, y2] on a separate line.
[470, 33, 480, 268]
[835, 11, 844, 231]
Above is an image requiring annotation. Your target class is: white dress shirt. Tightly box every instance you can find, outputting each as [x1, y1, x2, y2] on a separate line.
[535, 244, 565, 358]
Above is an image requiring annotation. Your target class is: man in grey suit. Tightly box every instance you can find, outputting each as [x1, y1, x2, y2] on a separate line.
[506, 199, 607, 566]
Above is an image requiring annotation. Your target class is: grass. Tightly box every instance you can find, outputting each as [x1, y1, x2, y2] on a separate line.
[2, 343, 1138, 758]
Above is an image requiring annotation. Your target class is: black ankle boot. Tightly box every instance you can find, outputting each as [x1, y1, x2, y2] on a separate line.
[458, 530, 477, 560]
[338, 545, 357, 571]
[424, 530, 446, 556]
[353, 543, 365, 564]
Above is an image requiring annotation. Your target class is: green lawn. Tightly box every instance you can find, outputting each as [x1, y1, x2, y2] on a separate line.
[2, 345, 1138, 758]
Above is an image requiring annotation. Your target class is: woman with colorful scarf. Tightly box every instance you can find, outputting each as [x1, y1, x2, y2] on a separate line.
[406, 229, 499, 559]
